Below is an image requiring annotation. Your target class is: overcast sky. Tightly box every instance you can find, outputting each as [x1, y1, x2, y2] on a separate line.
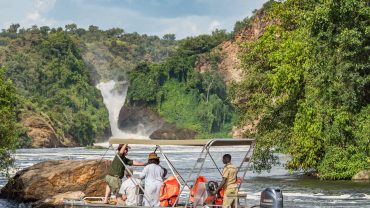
[0, 0, 267, 39]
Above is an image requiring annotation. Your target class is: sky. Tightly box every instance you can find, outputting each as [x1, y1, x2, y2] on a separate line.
[0, 0, 267, 39]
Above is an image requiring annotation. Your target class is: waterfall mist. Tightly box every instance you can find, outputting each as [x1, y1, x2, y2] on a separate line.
[96, 80, 148, 139]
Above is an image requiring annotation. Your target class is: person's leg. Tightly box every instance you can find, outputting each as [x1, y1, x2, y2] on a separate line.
[222, 188, 236, 208]
[103, 175, 122, 203]
[103, 184, 111, 203]
[153, 182, 162, 206]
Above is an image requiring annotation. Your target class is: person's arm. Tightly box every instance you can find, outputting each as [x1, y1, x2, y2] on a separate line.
[121, 194, 127, 201]
[212, 167, 229, 195]
[160, 166, 167, 178]
[118, 144, 127, 156]
[132, 160, 146, 166]
[213, 177, 227, 195]
[119, 182, 127, 201]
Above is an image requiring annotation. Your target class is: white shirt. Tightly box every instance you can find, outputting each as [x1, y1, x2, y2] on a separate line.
[119, 177, 141, 206]
[139, 164, 165, 206]
[139, 164, 164, 184]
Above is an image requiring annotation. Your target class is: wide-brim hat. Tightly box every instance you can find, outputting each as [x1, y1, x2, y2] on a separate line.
[148, 152, 160, 160]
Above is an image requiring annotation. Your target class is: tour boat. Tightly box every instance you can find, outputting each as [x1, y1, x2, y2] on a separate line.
[63, 138, 283, 208]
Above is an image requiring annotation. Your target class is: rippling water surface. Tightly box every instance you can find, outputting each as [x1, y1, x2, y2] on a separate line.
[1, 145, 369, 207]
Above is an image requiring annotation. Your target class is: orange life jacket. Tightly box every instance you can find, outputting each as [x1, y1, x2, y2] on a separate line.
[160, 176, 180, 207]
[190, 176, 207, 203]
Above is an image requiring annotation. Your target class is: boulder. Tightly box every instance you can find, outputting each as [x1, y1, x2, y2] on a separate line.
[150, 123, 198, 140]
[0, 160, 111, 207]
[352, 170, 370, 180]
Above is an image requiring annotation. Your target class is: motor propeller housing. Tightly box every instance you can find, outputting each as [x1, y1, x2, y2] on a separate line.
[260, 187, 283, 208]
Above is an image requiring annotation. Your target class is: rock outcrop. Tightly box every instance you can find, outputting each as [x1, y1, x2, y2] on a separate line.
[352, 170, 370, 180]
[195, 10, 272, 85]
[0, 160, 110, 207]
[149, 123, 198, 140]
[20, 113, 77, 148]
[118, 105, 165, 136]
[21, 113, 60, 148]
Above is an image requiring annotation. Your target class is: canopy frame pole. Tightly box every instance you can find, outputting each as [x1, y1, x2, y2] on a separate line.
[173, 142, 209, 208]
[183, 139, 217, 207]
[206, 148, 223, 176]
[237, 141, 256, 190]
[157, 145, 189, 188]
[115, 152, 154, 208]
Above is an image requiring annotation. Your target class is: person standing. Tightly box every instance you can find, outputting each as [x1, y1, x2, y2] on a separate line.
[212, 154, 237, 208]
[139, 152, 167, 207]
[103, 144, 145, 204]
[119, 169, 141, 206]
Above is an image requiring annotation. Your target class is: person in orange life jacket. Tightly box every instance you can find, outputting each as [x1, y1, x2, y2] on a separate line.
[212, 154, 237, 208]
[103, 144, 146, 204]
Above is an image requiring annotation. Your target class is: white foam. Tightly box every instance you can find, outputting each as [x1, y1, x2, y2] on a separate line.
[281, 192, 370, 200]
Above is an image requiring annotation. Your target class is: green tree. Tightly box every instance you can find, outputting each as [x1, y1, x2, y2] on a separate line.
[234, 0, 369, 179]
[0, 68, 18, 174]
[162, 34, 176, 41]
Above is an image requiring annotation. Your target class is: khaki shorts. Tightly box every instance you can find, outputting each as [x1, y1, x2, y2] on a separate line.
[105, 175, 122, 195]
[223, 187, 237, 208]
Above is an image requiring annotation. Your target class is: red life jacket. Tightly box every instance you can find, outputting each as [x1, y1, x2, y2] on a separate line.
[160, 176, 180, 207]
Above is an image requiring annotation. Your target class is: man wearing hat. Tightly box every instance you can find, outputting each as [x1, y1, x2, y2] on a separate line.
[139, 152, 167, 206]
[103, 144, 145, 204]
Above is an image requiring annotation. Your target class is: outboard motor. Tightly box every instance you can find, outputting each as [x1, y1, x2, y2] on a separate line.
[260, 187, 283, 208]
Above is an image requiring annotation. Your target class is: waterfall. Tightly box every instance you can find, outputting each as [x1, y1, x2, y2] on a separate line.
[96, 80, 148, 139]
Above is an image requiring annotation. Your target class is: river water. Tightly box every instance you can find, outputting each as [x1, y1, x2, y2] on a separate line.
[0, 145, 369, 208]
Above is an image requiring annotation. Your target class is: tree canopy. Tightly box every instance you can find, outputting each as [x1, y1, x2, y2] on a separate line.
[232, 0, 369, 179]
[0, 68, 18, 174]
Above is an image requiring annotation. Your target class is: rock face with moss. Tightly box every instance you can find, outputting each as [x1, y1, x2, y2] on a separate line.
[150, 123, 198, 140]
[118, 105, 165, 136]
[0, 160, 110, 207]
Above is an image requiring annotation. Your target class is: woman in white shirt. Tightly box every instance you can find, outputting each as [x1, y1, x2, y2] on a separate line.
[139, 152, 167, 207]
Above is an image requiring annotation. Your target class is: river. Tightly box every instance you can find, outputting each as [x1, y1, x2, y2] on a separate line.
[0, 145, 369, 208]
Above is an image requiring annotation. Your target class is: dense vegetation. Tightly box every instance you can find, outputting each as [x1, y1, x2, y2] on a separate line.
[232, 0, 369, 179]
[0, 24, 177, 151]
[127, 30, 238, 137]
[0, 68, 18, 175]
[0, 28, 109, 146]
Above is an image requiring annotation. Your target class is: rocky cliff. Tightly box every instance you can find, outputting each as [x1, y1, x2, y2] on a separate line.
[195, 10, 272, 85]
[195, 10, 273, 137]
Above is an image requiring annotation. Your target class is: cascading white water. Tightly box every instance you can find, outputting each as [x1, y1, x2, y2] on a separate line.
[96, 80, 148, 139]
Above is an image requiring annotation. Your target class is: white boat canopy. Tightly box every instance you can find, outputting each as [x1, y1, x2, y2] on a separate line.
[108, 137, 255, 146]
